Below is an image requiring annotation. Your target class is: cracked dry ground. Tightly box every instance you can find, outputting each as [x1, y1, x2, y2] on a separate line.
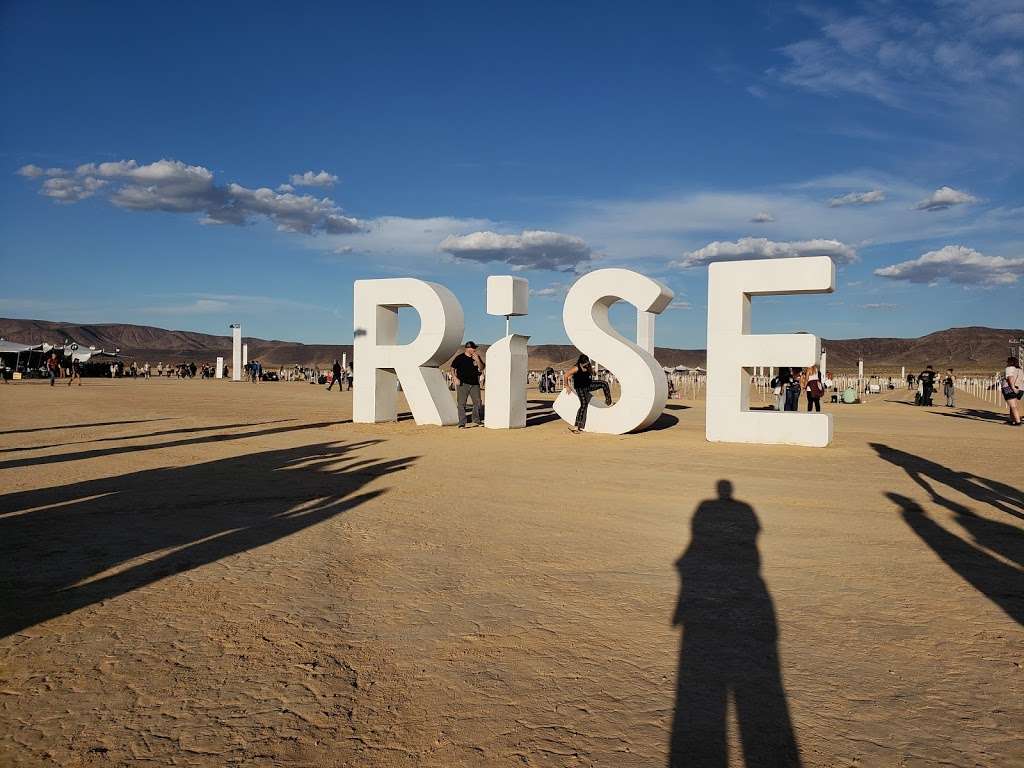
[1, 379, 1021, 766]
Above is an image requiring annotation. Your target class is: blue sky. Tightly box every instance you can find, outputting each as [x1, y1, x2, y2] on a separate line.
[2, 0, 1022, 347]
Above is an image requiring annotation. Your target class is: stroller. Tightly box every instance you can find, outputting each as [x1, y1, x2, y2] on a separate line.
[914, 380, 931, 406]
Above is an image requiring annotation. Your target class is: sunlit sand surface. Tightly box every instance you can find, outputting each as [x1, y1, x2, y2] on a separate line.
[1, 379, 1020, 766]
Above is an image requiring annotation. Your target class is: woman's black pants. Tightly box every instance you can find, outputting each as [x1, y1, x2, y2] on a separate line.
[575, 381, 611, 430]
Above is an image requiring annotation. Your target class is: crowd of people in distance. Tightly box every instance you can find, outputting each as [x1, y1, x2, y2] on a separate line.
[769, 366, 829, 412]
[325, 359, 353, 391]
[244, 360, 264, 382]
[28, 344, 1024, 428]
[537, 367, 560, 393]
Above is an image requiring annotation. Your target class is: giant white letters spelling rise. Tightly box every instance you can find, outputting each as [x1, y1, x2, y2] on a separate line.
[353, 257, 836, 446]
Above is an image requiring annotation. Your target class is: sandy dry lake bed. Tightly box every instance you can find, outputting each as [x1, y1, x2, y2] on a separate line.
[1, 378, 1021, 766]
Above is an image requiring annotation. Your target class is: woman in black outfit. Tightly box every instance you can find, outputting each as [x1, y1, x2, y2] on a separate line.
[565, 354, 612, 433]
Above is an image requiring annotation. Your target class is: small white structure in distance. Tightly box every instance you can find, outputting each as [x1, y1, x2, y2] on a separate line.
[243, 343, 248, 369]
[230, 324, 241, 382]
[353, 278, 464, 425]
[484, 276, 530, 430]
[553, 268, 673, 434]
[215, 356, 224, 379]
[705, 255, 835, 447]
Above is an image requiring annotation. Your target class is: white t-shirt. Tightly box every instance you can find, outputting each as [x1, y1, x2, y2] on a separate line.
[1006, 366, 1022, 389]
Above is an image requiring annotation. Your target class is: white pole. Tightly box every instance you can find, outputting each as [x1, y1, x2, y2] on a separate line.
[342, 352, 347, 371]
[242, 343, 248, 368]
[637, 310, 656, 355]
[231, 325, 241, 382]
[215, 356, 224, 379]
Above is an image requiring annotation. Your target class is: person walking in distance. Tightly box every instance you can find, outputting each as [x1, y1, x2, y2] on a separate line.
[943, 369, 956, 408]
[1001, 356, 1022, 426]
[565, 354, 612, 433]
[451, 341, 485, 428]
[327, 359, 344, 392]
[67, 357, 82, 387]
[46, 352, 60, 386]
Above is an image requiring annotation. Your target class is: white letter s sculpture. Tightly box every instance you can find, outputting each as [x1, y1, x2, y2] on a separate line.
[705, 255, 835, 447]
[553, 269, 674, 434]
[353, 278, 464, 425]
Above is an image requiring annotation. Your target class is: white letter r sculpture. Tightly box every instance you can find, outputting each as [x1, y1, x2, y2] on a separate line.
[353, 278, 464, 425]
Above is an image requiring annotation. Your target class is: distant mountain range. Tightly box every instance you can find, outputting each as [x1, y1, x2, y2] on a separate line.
[1, 318, 1020, 374]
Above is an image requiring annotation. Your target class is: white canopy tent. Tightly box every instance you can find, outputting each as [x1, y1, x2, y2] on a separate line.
[0, 339, 44, 378]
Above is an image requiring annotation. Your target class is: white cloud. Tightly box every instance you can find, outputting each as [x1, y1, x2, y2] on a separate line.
[828, 189, 886, 207]
[105, 160, 218, 214]
[530, 282, 569, 298]
[439, 230, 592, 271]
[859, 303, 899, 311]
[914, 186, 980, 212]
[276, 183, 295, 193]
[668, 300, 693, 310]
[41, 176, 107, 203]
[213, 183, 362, 234]
[145, 298, 231, 315]
[18, 157, 363, 236]
[289, 170, 338, 188]
[674, 237, 857, 267]
[773, 4, 1024, 123]
[15, 165, 68, 179]
[312, 215, 491, 270]
[750, 211, 776, 222]
[874, 245, 1024, 286]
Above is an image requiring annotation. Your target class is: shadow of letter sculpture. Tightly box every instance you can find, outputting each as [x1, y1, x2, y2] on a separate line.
[669, 480, 801, 768]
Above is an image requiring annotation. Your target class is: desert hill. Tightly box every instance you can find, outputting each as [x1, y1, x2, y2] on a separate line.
[0, 318, 1019, 374]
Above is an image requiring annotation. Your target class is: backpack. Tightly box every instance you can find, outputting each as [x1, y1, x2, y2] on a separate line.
[808, 378, 824, 398]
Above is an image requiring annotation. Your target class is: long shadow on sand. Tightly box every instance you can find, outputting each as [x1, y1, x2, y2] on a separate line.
[0, 420, 351, 471]
[522, 400, 689, 429]
[0, 419, 294, 454]
[0, 418, 175, 436]
[871, 443, 1024, 521]
[931, 407, 1011, 425]
[669, 480, 801, 767]
[885, 492, 1023, 626]
[0, 439, 413, 637]
[526, 399, 561, 427]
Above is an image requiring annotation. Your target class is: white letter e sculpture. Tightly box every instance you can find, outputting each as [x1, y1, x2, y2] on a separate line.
[705, 255, 835, 447]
